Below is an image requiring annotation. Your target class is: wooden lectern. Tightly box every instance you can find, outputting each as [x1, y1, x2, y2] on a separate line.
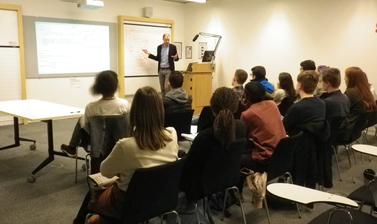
[183, 63, 213, 115]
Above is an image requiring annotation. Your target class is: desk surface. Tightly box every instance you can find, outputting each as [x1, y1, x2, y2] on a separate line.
[181, 125, 198, 141]
[267, 183, 358, 208]
[0, 99, 83, 121]
[352, 144, 377, 157]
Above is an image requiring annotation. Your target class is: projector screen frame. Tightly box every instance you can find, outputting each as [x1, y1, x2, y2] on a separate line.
[23, 16, 117, 78]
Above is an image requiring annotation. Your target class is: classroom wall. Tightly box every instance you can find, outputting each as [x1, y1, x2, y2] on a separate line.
[183, 0, 377, 91]
[0, 0, 186, 108]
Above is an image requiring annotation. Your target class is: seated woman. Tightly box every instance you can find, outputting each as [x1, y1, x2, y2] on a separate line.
[75, 86, 179, 224]
[273, 72, 297, 116]
[180, 87, 246, 201]
[343, 67, 377, 141]
[241, 81, 286, 171]
[61, 70, 129, 160]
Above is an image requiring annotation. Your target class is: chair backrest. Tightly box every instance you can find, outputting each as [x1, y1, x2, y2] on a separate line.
[88, 115, 130, 158]
[366, 111, 377, 128]
[164, 110, 194, 141]
[327, 116, 347, 144]
[121, 159, 185, 223]
[266, 132, 303, 182]
[197, 106, 215, 132]
[200, 139, 246, 197]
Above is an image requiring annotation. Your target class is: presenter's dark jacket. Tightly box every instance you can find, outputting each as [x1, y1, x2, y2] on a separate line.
[148, 44, 179, 71]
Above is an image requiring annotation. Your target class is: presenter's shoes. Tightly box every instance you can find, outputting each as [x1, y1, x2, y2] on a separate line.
[61, 144, 77, 157]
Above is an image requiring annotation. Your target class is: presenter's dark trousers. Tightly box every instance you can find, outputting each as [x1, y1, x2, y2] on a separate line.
[159, 68, 172, 95]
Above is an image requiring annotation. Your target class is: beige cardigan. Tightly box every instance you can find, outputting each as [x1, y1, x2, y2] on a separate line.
[100, 127, 178, 192]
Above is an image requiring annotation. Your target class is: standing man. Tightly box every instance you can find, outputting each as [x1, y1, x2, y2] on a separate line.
[143, 33, 179, 95]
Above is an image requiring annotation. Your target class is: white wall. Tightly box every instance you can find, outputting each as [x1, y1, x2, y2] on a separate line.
[184, 0, 377, 91]
[0, 0, 186, 108]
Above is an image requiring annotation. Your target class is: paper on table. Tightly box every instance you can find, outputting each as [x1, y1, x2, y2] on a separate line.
[88, 173, 119, 187]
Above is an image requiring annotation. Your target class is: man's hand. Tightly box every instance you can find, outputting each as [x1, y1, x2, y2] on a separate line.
[142, 49, 149, 55]
[171, 53, 179, 60]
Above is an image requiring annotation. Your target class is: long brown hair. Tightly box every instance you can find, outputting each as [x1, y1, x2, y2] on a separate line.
[210, 87, 239, 147]
[130, 86, 172, 150]
[278, 72, 296, 98]
[345, 67, 376, 111]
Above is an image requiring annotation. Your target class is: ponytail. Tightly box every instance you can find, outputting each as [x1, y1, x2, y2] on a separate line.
[213, 109, 236, 147]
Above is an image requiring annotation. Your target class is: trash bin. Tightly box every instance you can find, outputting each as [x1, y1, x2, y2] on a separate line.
[363, 169, 375, 184]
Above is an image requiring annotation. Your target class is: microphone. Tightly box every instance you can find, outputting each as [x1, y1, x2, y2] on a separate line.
[192, 34, 199, 42]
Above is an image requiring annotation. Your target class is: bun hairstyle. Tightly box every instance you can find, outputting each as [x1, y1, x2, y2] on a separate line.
[210, 87, 239, 147]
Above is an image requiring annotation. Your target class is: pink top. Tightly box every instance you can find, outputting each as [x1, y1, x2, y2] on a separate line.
[241, 100, 286, 161]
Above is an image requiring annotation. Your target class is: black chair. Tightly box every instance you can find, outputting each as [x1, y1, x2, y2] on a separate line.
[333, 114, 368, 169]
[78, 115, 130, 179]
[348, 175, 377, 213]
[361, 111, 377, 144]
[197, 106, 214, 132]
[327, 116, 347, 182]
[308, 207, 377, 224]
[165, 110, 194, 141]
[96, 159, 185, 224]
[186, 139, 247, 224]
[263, 131, 304, 223]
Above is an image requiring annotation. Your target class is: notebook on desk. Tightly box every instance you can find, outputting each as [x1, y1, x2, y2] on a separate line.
[88, 173, 119, 187]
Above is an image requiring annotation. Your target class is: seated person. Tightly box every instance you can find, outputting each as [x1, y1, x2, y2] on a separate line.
[320, 67, 350, 121]
[314, 65, 330, 97]
[300, 59, 316, 71]
[163, 71, 192, 114]
[283, 71, 327, 188]
[319, 67, 350, 188]
[241, 81, 286, 171]
[180, 87, 246, 202]
[61, 70, 129, 156]
[232, 69, 248, 100]
[273, 72, 297, 116]
[250, 66, 275, 95]
[77, 86, 179, 224]
[232, 69, 248, 119]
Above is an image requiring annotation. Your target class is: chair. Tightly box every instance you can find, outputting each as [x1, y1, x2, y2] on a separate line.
[95, 159, 185, 224]
[263, 131, 304, 223]
[348, 174, 377, 213]
[76, 115, 130, 181]
[327, 116, 347, 182]
[197, 106, 214, 132]
[164, 110, 194, 141]
[333, 114, 368, 170]
[308, 207, 377, 224]
[361, 111, 377, 143]
[185, 139, 248, 224]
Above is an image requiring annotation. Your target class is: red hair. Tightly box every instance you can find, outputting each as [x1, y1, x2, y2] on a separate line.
[345, 67, 376, 111]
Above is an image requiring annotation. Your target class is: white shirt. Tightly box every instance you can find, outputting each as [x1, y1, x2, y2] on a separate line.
[81, 97, 129, 127]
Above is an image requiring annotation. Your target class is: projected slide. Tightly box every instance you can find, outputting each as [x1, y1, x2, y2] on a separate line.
[35, 22, 110, 74]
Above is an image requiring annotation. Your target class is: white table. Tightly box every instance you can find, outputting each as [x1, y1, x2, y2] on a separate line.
[0, 99, 83, 182]
[352, 144, 377, 157]
[267, 183, 358, 208]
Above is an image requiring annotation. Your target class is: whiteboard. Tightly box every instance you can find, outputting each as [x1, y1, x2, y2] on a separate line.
[0, 48, 21, 100]
[0, 10, 18, 46]
[35, 21, 110, 74]
[124, 23, 171, 77]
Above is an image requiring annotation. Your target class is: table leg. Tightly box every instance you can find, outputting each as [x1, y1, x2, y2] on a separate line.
[0, 117, 36, 150]
[30, 120, 85, 180]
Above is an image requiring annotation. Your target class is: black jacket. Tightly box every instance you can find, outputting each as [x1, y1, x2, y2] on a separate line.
[148, 43, 179, 71]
